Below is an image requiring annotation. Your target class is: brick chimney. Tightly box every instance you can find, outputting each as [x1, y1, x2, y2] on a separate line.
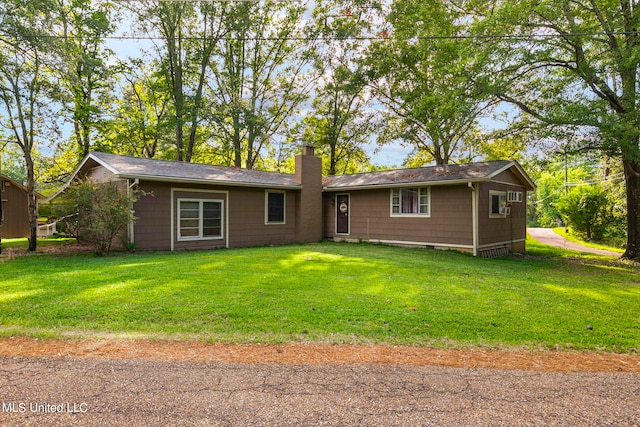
[295, 145, 322, 242]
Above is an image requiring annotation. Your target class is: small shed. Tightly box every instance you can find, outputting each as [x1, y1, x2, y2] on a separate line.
[0, 174, 38, 239]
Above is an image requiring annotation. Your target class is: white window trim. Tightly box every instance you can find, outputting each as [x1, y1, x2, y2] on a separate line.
[265, 190, 286, 225]
[489, 190, 508, 218]
[177, 198, 224, 241]
[390, 187, 431, 217]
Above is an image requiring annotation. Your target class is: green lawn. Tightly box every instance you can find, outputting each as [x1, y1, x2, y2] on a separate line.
[0, 240, 638, 352]
[0, 237, 77, 249]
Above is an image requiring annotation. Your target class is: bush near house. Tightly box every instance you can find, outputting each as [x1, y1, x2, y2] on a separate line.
[52, 179, 138, 256]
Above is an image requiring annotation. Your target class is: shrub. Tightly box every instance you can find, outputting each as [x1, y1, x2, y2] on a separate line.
[556, 185, 610, 241]
[59, 179, 139, 255]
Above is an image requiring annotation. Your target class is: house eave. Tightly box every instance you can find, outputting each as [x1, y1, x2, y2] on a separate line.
[118, 174, 302, 190]
[488, 161, 536, 191]
[323, 178, 487, 192]
[41, 153, 103, 203]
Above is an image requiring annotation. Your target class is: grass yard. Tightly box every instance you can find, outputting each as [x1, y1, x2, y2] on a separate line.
[0, 240, 638, 352]
[0, 237, 77, 249]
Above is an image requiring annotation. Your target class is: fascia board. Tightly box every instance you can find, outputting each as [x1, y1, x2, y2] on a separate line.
[487, 161, 536, 191]
[118, 174, 302, 190]
[41, 153, 102, 203]
[88, 153, 121, 175]
[322, 178, 486, 192]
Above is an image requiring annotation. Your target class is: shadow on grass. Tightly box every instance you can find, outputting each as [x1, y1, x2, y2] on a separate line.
[0, 241, 638, 351]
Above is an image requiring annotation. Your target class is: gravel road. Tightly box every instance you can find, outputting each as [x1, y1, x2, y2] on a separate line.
[1, 355, 639, 426]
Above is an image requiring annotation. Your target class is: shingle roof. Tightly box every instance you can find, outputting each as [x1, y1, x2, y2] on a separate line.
[323, 160, 534, 190]
[89, 151, 300, 188]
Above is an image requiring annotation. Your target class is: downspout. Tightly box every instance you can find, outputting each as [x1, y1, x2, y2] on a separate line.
[128, 178, 139, 247]
[469, 182, 478, 256]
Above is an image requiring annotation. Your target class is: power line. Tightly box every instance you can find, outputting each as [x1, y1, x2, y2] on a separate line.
[1, 31, 638, 43]
[565, 172, 625, 186]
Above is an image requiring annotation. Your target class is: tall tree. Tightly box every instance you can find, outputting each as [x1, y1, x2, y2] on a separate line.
[127, 1, 228, 162]
[99, 60, 173, 159]
[477, 0, 640, 260]
[208, 0, 314, 169]
[366, 0, 497, 165]
[301, 0, 381, 175]
[53, 0, 116, 160]
[0, 0, 57, 251]
[132, 0, 191, 161]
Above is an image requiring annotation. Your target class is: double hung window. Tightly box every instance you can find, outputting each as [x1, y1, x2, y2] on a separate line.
[391, 187, 430, 216]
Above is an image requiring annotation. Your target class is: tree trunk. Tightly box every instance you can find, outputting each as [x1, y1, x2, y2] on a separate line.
[25, 152, 38, 252]
[232, 113, 242, 167]
[329, 142, 337, 176]
[165, 10, 185, 162]
[622, 159, 640, 260]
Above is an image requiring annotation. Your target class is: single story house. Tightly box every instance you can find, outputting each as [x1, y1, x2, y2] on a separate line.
[1, 174, 39, 239]
[51, 147, 535, 256]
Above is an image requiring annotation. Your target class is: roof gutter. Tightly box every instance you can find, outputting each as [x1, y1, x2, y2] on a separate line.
[323, 177, 487, 192]
[116, 174, 302, 190]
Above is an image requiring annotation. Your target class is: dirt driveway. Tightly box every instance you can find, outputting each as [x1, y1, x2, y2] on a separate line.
[527, 228, 621, 257]
[1, 339, 639, 426]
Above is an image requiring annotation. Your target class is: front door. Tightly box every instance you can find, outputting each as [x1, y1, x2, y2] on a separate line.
[336, 194, 349, 235]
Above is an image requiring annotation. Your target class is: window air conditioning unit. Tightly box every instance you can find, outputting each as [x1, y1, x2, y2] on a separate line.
[499, 206, 511, 215]
[507, 191, 523, 202]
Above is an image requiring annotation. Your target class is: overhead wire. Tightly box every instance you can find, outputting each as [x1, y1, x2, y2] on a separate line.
[0, 30, 638, 43]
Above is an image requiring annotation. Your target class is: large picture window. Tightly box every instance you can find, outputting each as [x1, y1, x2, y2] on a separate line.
[391, 187, 430, 216]
[178, 199, 223, 240]
[265, 191, 285, 224]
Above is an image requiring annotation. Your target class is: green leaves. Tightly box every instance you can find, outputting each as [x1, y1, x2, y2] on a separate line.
[366, 0, 497, 165]
[57, 178, 139, 256]
[556, 185, 611, 240]
[472, 0, 640, 259]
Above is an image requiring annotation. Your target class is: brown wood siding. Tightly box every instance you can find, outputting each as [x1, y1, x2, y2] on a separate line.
[294, 152, 323, 242]
[322, 193, 334, 238]
[491, 169, 522, 186]
[1, 180, 30, 238]
[227, 187, 297, 248]
[477, 181, 527, 247]
[326, 185, 473, 247]
[132, 181, 299, 251]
